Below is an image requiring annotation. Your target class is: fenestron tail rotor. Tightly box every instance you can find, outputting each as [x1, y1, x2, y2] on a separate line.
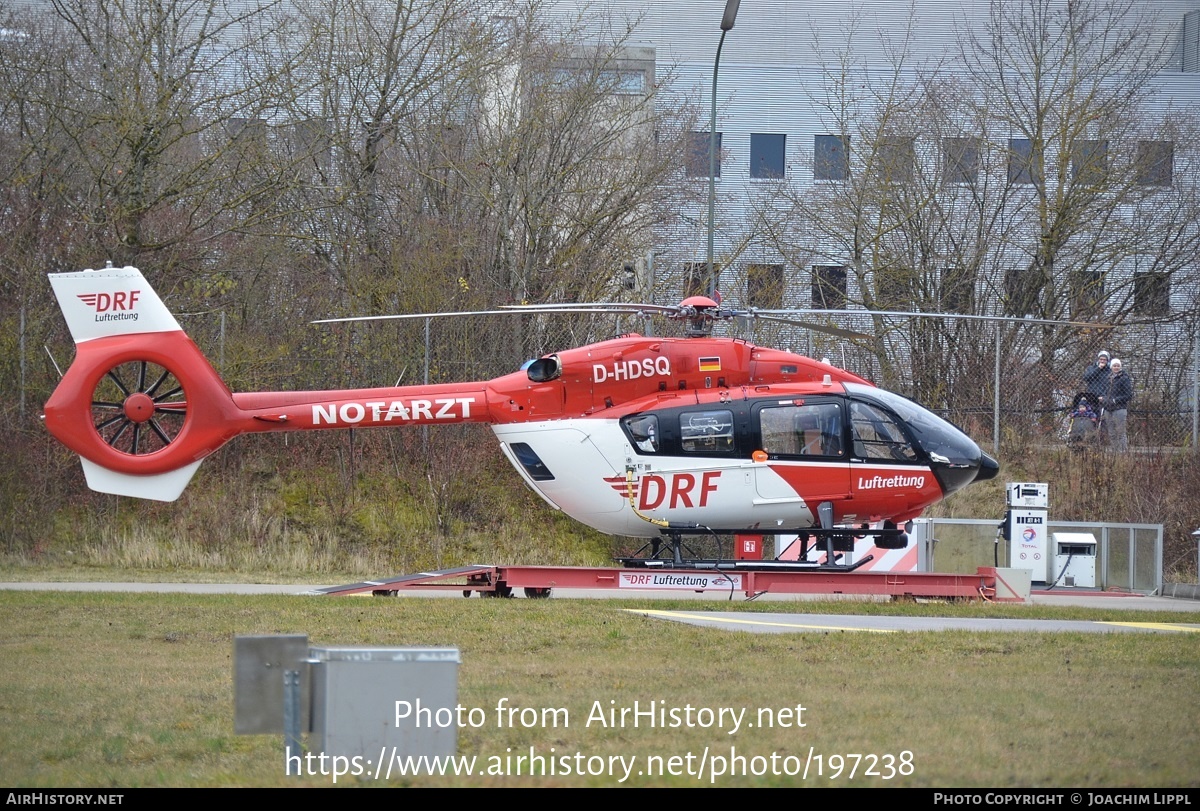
[90, 360, 189, 456]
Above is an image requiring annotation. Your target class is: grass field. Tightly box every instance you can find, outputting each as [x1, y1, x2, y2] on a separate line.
[1, 588, 1198, 788]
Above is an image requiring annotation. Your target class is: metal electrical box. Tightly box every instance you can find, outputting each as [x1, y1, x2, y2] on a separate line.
[309, 646, 461, 761]
[233, 634, 311, 734]
[1051, 533, 1098, 588]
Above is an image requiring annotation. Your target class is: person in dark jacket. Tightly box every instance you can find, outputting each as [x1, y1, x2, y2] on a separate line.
[1105, 358, 1133, 451]
[1082, 350, 1111, 402]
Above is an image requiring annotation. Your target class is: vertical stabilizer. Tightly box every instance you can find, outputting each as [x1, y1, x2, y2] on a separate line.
[48, 265, 181, 343]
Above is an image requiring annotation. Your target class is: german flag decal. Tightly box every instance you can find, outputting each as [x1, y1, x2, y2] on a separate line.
[698, 356, 721, 372]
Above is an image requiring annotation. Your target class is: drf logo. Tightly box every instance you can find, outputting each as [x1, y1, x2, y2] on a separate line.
[606, 471, 721, 510]
[78, 291, 141, 312]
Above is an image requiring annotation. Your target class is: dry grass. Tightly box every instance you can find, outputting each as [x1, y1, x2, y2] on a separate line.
[0, 591, 1197, 787]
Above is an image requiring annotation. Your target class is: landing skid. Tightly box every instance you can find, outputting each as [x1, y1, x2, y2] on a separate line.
[618, 555, 875, 573]
[616, 525, 907, 572]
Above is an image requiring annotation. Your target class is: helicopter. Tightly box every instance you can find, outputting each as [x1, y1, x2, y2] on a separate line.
[42, 264, 1000, 569]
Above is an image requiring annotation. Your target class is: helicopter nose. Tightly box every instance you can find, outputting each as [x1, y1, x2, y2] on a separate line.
[926, 444, 1000, 496]
[976, 452, 1000, 481]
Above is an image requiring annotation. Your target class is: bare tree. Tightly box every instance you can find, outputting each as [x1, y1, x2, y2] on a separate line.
[957, 0, 1198, 323]
[28, 0, 297, 269]
[750, 0, 1200, 421]
[463, 6, 693, 306]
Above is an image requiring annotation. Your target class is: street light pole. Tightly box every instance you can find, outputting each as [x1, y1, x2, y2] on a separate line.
[706, 0, 740, 299]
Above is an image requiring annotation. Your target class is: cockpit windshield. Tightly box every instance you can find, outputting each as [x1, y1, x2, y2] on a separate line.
[844, 383, 981, 467]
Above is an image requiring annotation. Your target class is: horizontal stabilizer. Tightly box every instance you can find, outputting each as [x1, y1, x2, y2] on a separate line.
[79, 458, 203, 502]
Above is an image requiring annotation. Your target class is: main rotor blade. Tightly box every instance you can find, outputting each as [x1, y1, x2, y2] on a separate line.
[790, 308, 1112, 330]
[748, 314, 873, 341]
[312, 309, 520, 324]
[500, 303, 677, 316]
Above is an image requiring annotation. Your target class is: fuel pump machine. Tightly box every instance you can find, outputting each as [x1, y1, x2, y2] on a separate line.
[1003, 482, 1049, 585]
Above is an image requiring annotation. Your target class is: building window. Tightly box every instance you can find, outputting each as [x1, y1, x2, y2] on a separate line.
[941, 267, 974, 314]
[874, 265, 913, 309]
[877, 136, 914, 183]
[814, 134, 848, 181]
[600, 69, 648, 95]
[750, 133, 786, 179]
[683, 262, 718, 298]
[1071, 139, 1108, 186]
[1135, 140, 1173, 186]
[812, 265, 847, 309]
[686, 131, 721, 177]
[290, 119, 332, 170]
[1004, 266, 1040, 316]
[1069, 269, 1105, 319]
[226, 117, 268, 153]
[747, 263, 784, 308]
[943, 137, 979, 184]
[1133, 271, 1169, 315]
[1008, 138, 1039, 185]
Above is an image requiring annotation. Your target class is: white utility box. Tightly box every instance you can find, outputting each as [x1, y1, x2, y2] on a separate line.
[1051, 533, 1098, 588]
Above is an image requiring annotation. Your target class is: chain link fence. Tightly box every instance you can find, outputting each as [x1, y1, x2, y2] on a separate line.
[15, 304, 1191, 453]
[172, 308, 1199, 453]
[914, 518, 1164, 593]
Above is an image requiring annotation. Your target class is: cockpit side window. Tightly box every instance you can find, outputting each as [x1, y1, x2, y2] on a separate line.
[759, 403, 844, 457]
[850, 400, 917, 461]
[622, 414, 660, 454]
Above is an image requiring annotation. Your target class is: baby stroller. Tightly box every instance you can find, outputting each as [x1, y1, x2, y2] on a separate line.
[1066, 392, 1101, 445]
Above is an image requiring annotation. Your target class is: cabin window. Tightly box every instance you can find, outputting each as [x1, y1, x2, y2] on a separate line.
[622, 414, 660, 453]
[680, 409, 734, 453]
[850, 401, 917, 461]
[759, 403, 844, 457]
[509, 442, 555, 481]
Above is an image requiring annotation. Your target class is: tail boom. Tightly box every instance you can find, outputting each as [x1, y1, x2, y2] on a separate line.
[44, 266, 497, 501]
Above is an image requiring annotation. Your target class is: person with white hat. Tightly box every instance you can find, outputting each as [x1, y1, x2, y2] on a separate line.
[1105, 358, 1133, 451]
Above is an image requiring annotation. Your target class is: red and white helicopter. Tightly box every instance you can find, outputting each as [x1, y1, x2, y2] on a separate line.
[43, 264, 999, 569]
